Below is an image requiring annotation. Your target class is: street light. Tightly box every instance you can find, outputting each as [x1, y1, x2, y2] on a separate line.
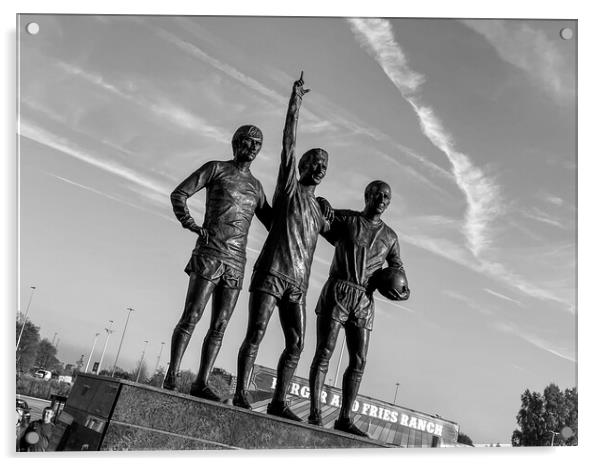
[16, 286, 37, 351]
[111, 307, 135, 377]
[393, 382, 400, 404]
[548, 430, 559, 446]
[136, 340, 149, 383]
[97, 320, 115, 375]
[154, 341, 165, 375]
[84, 332, 101, 372]
[333, 338, 345, 387]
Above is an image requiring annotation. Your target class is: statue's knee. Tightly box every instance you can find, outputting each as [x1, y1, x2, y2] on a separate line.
[176, 319, 196, 336]
[350, 355, 367, 372]
[287, 340, 303, 358]
[316, 347, 332, 365]
[207, 328, 225, 344]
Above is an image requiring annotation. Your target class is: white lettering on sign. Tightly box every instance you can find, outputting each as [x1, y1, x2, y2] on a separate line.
[264, 372, 447, 437]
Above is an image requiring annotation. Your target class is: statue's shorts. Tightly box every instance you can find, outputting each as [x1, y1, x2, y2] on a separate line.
[315, 278, 375, 331]
[185, 254, 243, 290]
[249, 271, 305, 304]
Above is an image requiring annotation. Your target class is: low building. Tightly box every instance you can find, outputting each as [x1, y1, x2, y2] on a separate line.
[245, 365, 459, 447]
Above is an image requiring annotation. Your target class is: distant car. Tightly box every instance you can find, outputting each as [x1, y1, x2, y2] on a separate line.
[33, 369, 52, 380]
[58, 375, 73, 385]
[16, 398, 31, 424]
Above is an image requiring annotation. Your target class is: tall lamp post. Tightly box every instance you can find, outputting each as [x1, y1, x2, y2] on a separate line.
[154, 341, 165, 375]
[111, 307, 135, 377]
[84, 332, 100, 372]
[549, 430, 559, 446]
[136, 340, 149, 383]
[16, 286, 37, 351]
[333, 339, 345, 387]
[393, 382, 400, 404]
[97, 320, 114, 374]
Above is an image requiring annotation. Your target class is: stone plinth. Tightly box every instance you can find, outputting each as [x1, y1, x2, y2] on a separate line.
[49, 374, 386, 451]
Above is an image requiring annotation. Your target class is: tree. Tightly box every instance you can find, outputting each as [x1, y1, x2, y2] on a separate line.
[131, 361, 149, 383]
[34, 339, 61, 372]
[148, 366, 166, 387]
[208, 367, 235, 398]
[75, 355, 85, 373]
[457, 432, 474, 446]
[99, 367, 131, 380]
[512, 383, 578, 446]
[16, 319, 41, 375]
[176, 370, 195, 393]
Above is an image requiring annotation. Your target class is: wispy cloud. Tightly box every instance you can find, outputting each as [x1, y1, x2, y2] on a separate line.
[443, 290, 493, 316]
[401, 230, 573, 312]
[154, 25, 455, 193]
[46, 173, 175, 223]
[461, 20, 575, 103]
[375, 296, 416, 314]
[57, 62, 230, 143]
[541, 194, 565, 207]
[483, 288, 523, 308]
[20, 120, 170, 199]
[478, 260, 572, 312]
[347, 18, 502, 258]
[520, 207, 567, 229]
[492, 321, 575, 363]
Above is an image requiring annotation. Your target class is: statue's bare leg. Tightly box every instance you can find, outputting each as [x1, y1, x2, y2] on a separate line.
[308, 313, 341, 425]
[191, 284, 240, 401]
[266, 300, 306, 421]
[233, 291, 277, 408]
[334, 324, 370, 437]
[163, 273, 216, 390]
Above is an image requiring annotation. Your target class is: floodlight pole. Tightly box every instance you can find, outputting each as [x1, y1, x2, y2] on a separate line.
[16, 286, 37, 351]
[111, 307, 135, 377]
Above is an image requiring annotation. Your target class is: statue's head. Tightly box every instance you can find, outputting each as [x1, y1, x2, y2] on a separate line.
[232, 125, 263, 162]
[364, 180, 391, 215]
[298, 148, 328, 186]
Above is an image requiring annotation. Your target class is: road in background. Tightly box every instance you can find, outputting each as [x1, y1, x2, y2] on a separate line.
[16, 394, 51, 422]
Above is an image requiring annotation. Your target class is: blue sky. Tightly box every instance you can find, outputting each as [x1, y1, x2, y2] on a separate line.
[18, 15, 576, 444]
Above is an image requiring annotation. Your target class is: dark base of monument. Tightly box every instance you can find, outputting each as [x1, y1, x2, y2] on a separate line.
[49, 374, 386, 451]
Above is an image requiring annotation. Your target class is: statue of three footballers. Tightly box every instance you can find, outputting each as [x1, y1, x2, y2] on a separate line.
[164, 73, 410, 437]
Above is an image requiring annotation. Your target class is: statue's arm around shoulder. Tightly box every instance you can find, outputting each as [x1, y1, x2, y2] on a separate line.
[255, 181, 273, 231]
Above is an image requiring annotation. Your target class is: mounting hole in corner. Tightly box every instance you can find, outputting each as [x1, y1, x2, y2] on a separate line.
[26, 22, 40, 35]
[560, 27, 573, 40]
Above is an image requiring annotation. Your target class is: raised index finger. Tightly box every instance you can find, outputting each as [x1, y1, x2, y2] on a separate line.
[299, 71, 304, 82]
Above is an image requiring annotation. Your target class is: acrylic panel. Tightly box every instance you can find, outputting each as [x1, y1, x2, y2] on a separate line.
[17, 14, 577, 451]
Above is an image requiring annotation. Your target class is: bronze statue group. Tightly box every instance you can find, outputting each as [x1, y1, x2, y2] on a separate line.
[163, 72, 410, 438]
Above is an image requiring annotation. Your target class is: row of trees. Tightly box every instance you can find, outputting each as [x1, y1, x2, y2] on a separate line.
[16, 317, 67, 376]
[512, 383, 577, 446]
[17, 314, 236, 400]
